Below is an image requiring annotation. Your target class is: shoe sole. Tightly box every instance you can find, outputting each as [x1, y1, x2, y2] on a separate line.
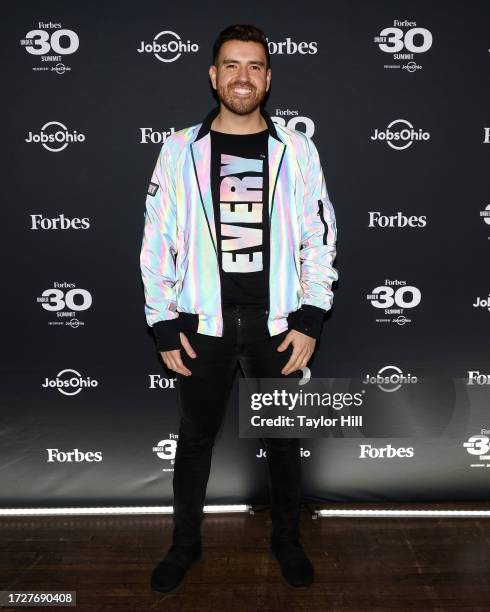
[269, 548, 314, 588]
[150, 552, 203, 595]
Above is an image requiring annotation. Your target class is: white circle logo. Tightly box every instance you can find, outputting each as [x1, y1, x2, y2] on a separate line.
[483, 204, 490, 226]
[137, 31, 199, 63]
[371, 119, 430, 150]
[42, 368, 99, 396]
[25, 121, 85, 152]
[362, 365, 418, 392]
[299, 367, 311, 386]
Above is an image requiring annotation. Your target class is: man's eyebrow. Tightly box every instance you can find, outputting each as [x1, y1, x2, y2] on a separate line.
[222, 58, 266, 66]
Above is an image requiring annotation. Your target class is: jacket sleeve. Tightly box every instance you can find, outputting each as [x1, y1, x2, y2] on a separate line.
[288, 304, 326, 340]
[298, 136, 339, 317]
[139, 141, 182, 351]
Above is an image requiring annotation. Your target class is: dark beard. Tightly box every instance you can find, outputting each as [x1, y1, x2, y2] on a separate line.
[217, 84, 266, 116]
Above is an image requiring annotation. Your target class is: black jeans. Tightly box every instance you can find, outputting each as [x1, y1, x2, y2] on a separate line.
[172, 303, 302, 546]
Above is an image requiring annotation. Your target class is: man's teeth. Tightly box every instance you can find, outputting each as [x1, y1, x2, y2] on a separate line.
[233, 87, 252, 94]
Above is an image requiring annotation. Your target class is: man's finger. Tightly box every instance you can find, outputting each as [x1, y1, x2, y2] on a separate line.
[281, 347, 308, 375]
[161, 349, 192, 376]
[179, 332, 197, 358]
[169, 353, 192, 376]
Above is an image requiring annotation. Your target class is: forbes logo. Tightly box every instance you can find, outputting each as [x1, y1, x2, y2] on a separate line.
[267, 37, 318, 55]
[148, 375, 176, 389]
[46, 448, 102, 462]
[368, 211, 427, 228]
[30, 214, 90, 230]
[140, 127, 175, 144]
[359, 444, 414, 458]
[467, 371, 490, 385]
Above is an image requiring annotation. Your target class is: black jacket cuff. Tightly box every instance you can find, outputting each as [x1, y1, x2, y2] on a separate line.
[289, 305, 325, 340]
[152, 318, 182, 352]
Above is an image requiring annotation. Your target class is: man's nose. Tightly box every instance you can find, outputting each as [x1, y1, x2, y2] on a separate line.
[237, 65, 250, 81]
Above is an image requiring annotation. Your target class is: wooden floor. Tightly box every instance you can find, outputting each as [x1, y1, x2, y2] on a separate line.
[1, 501, 490, 611]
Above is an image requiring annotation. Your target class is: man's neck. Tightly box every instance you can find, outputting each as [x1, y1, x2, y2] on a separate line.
[210, 105, 268, 135]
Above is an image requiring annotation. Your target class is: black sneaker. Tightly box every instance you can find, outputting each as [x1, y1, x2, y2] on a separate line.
[150, 541, 202, 594]
[270, 539, 314, 587]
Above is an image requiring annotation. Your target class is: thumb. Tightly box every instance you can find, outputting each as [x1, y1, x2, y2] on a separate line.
[276, 340, 290, 352]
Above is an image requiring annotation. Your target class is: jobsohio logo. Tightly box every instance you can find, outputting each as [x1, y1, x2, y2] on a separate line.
[371, 119, 430, 150]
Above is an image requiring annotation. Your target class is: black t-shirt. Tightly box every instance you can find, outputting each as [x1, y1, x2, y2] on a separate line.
[210, 128, 269, 308]
[150, 124, 327, 352]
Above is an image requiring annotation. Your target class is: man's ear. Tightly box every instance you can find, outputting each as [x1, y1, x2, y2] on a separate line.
[266, 68, 272, 92]
[209, 65, 217, 90]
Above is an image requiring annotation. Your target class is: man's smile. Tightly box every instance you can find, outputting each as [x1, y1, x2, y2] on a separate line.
[231, 85, 254, 96]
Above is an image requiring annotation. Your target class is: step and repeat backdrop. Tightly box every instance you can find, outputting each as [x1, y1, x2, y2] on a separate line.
[2, 0, 489, 507]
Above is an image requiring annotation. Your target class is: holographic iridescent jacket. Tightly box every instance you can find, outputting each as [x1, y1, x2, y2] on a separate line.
[140, 106, 338, 345]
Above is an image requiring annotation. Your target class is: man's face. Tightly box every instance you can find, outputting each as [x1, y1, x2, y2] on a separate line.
[209, 39, 271, 116]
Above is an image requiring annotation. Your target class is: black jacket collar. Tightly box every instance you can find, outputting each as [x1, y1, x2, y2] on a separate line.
[193, 105, 282, 143]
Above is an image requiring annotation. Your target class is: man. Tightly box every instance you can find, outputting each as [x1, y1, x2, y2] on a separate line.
[140, 24, 338, 593]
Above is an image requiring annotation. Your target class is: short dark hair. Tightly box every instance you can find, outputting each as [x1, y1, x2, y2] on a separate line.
[212, 24, 271, 70]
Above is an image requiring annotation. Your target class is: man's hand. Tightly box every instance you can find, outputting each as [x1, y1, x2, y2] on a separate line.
[160, 332, 197, 376]
[277, 330, 316, 375]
